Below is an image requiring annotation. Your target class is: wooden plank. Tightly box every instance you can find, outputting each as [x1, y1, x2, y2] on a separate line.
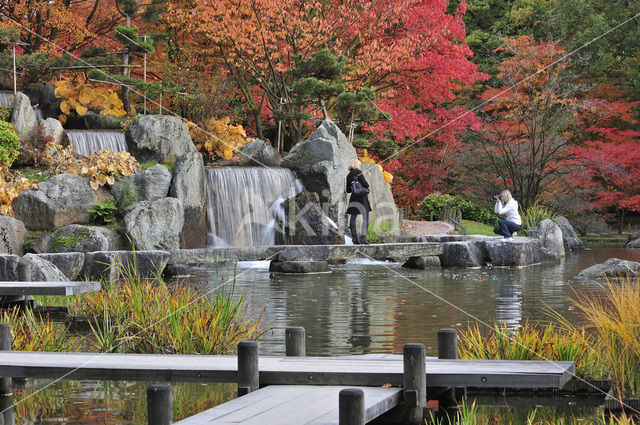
[0, 352, 575, 389]
[0, 281, 101, 296]
[174, 385, 403, 425]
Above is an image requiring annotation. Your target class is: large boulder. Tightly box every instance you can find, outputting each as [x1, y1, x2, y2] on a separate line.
[38, 118, 65, 146]
[35, 253, 85, 280]
[169, 151, 206, 248]
[31, 225, 123, 253]
[276, 191, 345, 245]
[111, 164, 172, 205]
[13, 174, 98, 230]
[403, 256, 441, 269]
[552, 216, 583, 252]
[241, 140, 283, 166]
[0, 216, 28, 255]
[361, 162, 400, 234]
[269, 260, 331, 274]
[39, 83, 61, 120]
[578, 258, 640, 278]
[440, 241, 487, 268]
[124, 198, 184, 250]
[283, 119, 399, 233]
[0, 255, 19, 281]
[626, 232, 640, 249]
[485, 238, 559, 267]
[83, 111, 123, 130]
[528, 219, 565, 258]
[19, 254, 68, 281]
[126, 115, 197, 163]
[11, 92, 36, 141]
[82, 250, 170, 280]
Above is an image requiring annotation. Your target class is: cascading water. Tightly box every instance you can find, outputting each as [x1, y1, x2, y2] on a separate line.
[206, 167, 303, 247]
[0, 92, 13, 106]
[66, 130, 128, 157]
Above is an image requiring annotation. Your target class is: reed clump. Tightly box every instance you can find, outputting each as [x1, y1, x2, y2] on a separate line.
[459, 274, 640, 399]
[458, 321, 605, 380]
[573, 275, 640, 397]
[5, 257, 264, 355]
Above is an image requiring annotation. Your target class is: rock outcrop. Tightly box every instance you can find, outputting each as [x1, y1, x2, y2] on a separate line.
[35, 253, 85, 280]
[277, 191, 345, 245]
[39, 118, 65, 146]
[124, 198, 184, 250]
[485, 238, 559, 267]
[0, 216, 28, 255]
[283, 119, 399, 234]
[32, 225, 123, 254]
[626, 232, 640, 249]
[578, 258, 640, 278]
[13, 174, 98, 230]
[552, 216, 583, 252]
[169, 151, 207, 249]
[241, 140, 283, 166]
[11, 92, 36, 141]
[19, 254, 68, 281]
[528, 219, 565, 258]
[126, 115, 196, 163]
[440, 241, 487, 267]
[111, 164, 172, 204]
[0, 254, 19, 281]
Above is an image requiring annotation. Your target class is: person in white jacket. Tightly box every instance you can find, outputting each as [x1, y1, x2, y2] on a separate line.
[493, 190, 522, 238]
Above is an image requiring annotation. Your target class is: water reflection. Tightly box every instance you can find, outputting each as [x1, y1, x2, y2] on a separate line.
[188, 247, 640, 357]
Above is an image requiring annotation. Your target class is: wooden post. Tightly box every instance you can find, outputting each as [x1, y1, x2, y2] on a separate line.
[437, 329, 458, 408]
[403, 343, 426, 425]
[0, 394, 14, 425]
[285, 327, 305, 357]
[339, 388, 364, 425]
[438, 328, 457, 360]
[237, 341, 259, 396]
[0, 324, 12, 396]
[147, 384, 172, 425]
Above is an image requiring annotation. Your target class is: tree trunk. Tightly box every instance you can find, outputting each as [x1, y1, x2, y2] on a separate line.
[122, 15, 131, 116]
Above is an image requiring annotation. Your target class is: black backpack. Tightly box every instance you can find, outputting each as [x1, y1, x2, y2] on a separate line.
[351, 173, 370, 196]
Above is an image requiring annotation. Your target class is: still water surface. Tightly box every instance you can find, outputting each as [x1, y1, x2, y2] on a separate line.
[13, 247, 640, 424]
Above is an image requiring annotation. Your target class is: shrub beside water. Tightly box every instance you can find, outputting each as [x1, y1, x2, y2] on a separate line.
[418, 193, 497, 226]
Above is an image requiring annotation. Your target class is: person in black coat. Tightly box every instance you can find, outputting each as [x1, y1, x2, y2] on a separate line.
[346, 158, 372, 245]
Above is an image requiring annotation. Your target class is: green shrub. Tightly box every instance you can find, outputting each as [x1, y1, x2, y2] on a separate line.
[88, 200, 118, 225]
[521, 204, 556, 233]
[418, 193, 497, 226]
[0, 121, 20, 167]
[116, 179, 138, 212]
[0, 105, 10, 122]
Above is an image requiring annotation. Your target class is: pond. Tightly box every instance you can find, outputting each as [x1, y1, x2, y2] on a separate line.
[9, 246, 640, 424]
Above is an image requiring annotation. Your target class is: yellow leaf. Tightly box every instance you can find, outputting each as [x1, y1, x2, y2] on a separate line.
[58, 114, 67, 124]
[60, 100, 71, 115]
[75, 104, 88, 116]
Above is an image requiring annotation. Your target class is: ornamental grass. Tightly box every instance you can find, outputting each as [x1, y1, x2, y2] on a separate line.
[5, 256, 264, 355]
[459, 274, 640, 399]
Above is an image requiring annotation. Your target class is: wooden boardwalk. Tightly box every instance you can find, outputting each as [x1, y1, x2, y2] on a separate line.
[0, 351, 574, 389]
[0, 281, 100, 296]
[173, 385, 403, 425]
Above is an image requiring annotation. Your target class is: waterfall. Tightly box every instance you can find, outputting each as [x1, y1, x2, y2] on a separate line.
[206, 167, 303, 247]
[66, 130, 128, 157]
[0, 92, 13, 107]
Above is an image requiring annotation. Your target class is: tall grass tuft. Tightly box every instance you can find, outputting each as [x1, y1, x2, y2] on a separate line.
[458, 321, 605, 379]
[573, 275, 640, 397]
[520, 203, 556, 233]
[65, 256, 265, 354]
[1, 308, 80, 351]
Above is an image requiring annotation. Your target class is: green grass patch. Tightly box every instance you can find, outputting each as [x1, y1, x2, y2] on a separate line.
[140, 159, 175, 172]
[580, 235, 627, 248]
[19, 166, 53, 183]
[460, 219, 495, 236]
